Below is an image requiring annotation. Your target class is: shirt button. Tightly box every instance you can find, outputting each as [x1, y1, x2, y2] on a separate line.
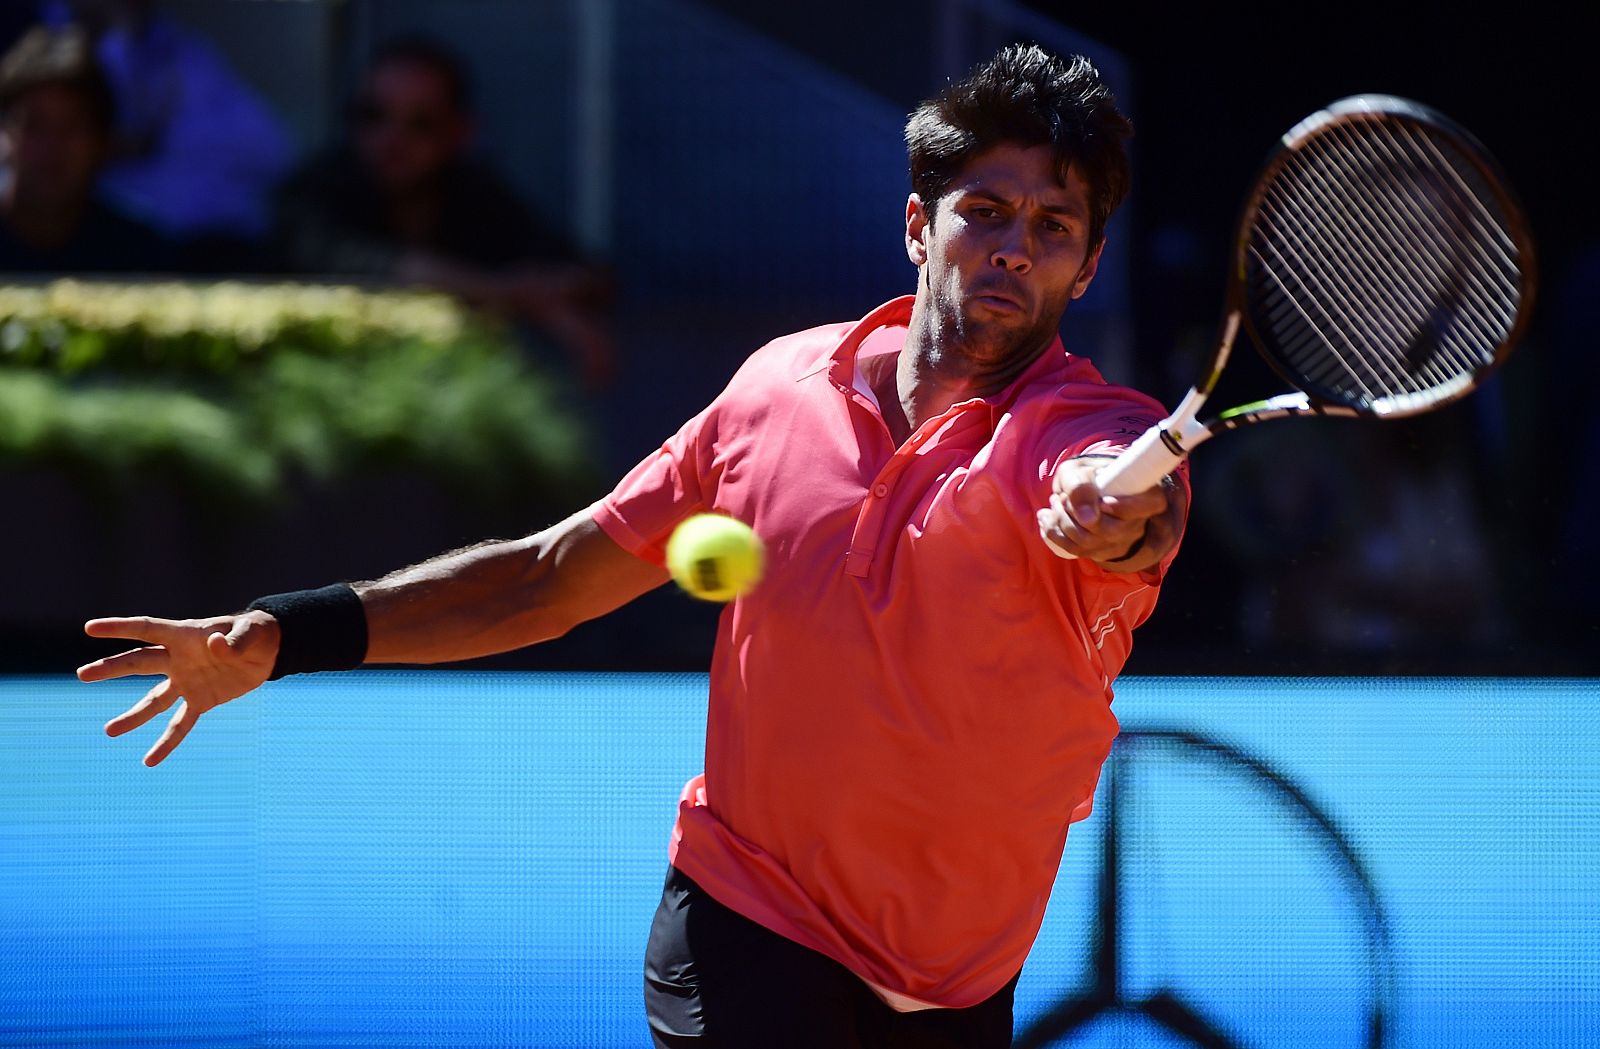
[873, 483, 889, 498]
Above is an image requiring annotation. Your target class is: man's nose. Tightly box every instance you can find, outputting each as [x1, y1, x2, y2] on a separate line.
[990, 225, 1032, 273]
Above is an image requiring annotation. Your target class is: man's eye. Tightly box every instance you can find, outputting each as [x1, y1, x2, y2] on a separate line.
[1043, 220, 1069, 234]
[972, 206, 999, 219]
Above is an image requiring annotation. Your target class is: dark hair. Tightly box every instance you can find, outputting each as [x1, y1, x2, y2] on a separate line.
[0, 24, 115, 132]
[905, 44, 1132, 246]
[366, 35, 474, 113]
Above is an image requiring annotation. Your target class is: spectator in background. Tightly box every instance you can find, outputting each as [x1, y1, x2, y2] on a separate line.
[0, 24, 169, 273]
[274, 37, 615, 384]
[50, 0, 293, 264]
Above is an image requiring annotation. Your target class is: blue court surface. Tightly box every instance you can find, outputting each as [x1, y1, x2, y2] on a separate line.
[4, 673, 1597, 1047]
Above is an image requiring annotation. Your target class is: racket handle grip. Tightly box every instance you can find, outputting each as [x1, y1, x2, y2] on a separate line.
[1096, 423, 1188, 497]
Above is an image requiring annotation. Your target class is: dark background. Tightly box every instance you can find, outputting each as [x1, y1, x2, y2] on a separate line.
[1036, 2, 1597, 672]
[5, 0, 1594, 676]
[711, 0, 1597, 673]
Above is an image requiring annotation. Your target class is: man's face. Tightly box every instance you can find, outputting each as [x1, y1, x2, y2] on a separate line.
[0, 84, 107, 207]
[353, 60, 469, 193]
[906, 143, 1103, 366]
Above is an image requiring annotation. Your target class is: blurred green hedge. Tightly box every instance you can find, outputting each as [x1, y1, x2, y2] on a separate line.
[0, 280, 593, 507]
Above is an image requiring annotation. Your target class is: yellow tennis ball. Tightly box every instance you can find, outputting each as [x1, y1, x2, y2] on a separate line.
[666, 513, 765, 602]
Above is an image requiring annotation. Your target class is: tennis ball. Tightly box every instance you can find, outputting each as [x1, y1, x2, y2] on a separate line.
[665, 513, 765, 602]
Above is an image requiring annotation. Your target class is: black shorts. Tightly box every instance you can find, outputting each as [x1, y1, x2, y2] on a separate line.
[644, 866, 1019, 1048]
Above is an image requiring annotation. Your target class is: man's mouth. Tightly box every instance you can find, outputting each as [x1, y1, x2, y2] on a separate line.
[970, 288, 1024, 312]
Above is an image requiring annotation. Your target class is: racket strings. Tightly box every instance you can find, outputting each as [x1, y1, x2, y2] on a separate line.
[1267, 131, 1506, 394]
[1247, 237, 1386, 402]
[1263, 125, 1518, 400]
[1317, 127, 1512, 352]
[1251, 194, 1441, 400]
[1254, 180, 1439, 397]
[1252, 183, 1451, 402]
[1293, 126, 1512, 355]
[1334, 122, 1521, 336]
[1392, 122, 1521, 267]
[1245, 115, 1524, 410]
[1257, 155, 1487, 399]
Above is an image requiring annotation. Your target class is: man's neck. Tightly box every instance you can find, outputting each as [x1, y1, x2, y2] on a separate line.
[880, 293, 1051, 444]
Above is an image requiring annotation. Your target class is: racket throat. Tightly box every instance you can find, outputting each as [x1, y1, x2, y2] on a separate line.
[1197, 311, 1241, 398]
[1215, 392, 1362, 430]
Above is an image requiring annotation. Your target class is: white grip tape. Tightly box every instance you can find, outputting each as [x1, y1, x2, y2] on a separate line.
[1096, 422, 1187, 497]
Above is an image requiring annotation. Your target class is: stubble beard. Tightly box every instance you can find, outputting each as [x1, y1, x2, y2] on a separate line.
[932, 279, 1065, 374]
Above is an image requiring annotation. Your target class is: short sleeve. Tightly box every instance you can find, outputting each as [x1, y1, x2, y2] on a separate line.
[591, 331, 834, 567]
[592, 403, 715, 568]
[1042, 395, 1168, 473]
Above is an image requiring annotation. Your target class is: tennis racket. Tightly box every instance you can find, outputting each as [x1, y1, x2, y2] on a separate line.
[1097, 94, 1535, 498]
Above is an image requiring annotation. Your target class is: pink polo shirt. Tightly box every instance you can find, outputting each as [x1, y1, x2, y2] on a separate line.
[594, 296, 1185, 1009]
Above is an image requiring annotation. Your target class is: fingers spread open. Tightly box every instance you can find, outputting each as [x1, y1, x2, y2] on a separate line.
[84, 617, 183, 645]
[78, 646, 171, 683]
[144, 700, 196, 767]
[106, 679, 178, 737]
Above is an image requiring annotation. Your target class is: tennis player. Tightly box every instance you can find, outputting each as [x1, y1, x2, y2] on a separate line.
[80, 45, 1187, 1047]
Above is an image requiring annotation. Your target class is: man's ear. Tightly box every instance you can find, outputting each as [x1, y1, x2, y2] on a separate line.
[905, 194, 929, 267]
[1070, 238, 1106, 300]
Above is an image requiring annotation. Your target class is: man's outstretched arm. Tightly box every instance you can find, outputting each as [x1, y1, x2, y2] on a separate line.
[356, 507, 667, 663]
[78, 507, 667, 766]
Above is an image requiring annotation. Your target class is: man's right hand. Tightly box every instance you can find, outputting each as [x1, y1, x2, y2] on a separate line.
[77, 611, 281, 767]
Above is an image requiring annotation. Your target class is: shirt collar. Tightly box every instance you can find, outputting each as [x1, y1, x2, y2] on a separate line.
[828, 296, 1074, 425]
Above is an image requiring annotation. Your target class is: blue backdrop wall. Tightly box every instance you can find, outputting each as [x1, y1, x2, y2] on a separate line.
[4, 674, 1596, 1047]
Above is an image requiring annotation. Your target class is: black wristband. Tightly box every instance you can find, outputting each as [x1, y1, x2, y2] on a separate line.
[246, 583, 369, 680]
[1105, 522, 1151, 564]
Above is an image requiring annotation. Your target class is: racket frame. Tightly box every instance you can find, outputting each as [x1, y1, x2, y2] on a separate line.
[1096, 94, 1535, 498]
